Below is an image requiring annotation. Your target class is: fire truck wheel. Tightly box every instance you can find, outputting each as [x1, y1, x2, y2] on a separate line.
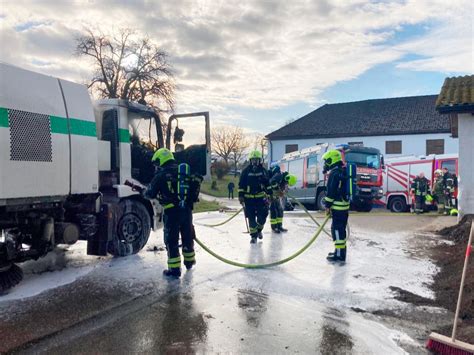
[316, 191, 327, 211]
[108, 200, 151, 257]
[389, 196, 407, 213]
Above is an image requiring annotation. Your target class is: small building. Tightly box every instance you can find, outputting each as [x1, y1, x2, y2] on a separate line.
[266, 95, 458, 163]
[436, 75, 474, 217]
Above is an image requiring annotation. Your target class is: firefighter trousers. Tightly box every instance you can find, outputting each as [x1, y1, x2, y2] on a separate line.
[163, 207, 195, 270]
[244, 198, 269, 238]
[414, 194, 426, 213]
[270, 197, 284, 230]
[331, 210, 348, 261]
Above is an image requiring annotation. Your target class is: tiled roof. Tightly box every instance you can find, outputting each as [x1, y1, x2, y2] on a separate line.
[267, 95, 449, 140]
[436, 75, 474, 114]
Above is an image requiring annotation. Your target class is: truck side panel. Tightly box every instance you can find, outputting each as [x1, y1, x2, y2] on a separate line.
[0, 63, 69, 199]
[59, 79, 99, 194]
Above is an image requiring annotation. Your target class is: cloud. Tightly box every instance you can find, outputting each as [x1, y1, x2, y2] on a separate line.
[0, 0, 472, 134]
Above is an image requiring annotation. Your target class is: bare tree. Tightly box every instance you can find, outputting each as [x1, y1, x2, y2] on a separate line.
[212, 126, 250, 168]
[75, 28, 175, 112]
[251, 133, 268, 163]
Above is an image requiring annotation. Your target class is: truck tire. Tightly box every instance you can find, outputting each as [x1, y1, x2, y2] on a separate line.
[0, 263, 23, 293]
[316, 191, 326, 211]
[108, 200, 151, 257]
[389, 196, 407, 213]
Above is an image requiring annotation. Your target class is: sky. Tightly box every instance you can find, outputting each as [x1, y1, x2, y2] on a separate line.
[0, 0, 473, 138]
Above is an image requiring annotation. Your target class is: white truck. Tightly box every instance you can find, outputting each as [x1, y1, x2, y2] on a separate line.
[381, 154, 458, 212]
[0, 63, 210, 292]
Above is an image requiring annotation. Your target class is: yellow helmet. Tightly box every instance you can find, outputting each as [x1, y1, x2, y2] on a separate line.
[249, 150, 262, 160]
[151, 148, 175, 166]
[322, 149, 342, 168]
[450, 209, 458, 216]
[425, 194, 434, 202]
[285, 174, 297, 186]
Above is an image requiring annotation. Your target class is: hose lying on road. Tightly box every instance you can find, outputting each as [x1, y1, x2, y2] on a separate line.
[195, 207, 244, 227]
[287, 194, 333, 239]
[194, 215, 330, 268]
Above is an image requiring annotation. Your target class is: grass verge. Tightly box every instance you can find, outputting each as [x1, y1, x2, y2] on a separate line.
[193, 199, 222, 213]
[200, 175, 239, 198]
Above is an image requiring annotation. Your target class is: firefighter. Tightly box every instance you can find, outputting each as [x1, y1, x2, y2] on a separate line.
[144, 148, 202, 278]
[322, 149, 350, 263]
[269, 166, 297, 233]
[442, 167, 458, 214]
[432, 169, 446, 214]
[238, 150, 272, 244]
[411, 172, 430, 214]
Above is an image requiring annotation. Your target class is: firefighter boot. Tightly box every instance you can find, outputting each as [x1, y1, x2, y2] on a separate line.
[327, 248, 346, 263]
[278, 226, 288, 232]
[163, 268, 181, 278]
[326, 254, 345, 263]
[184, 260, 196, 270]
[272, 227, 281, 234]
[257, 231, 263, 240]
[250, 234, 257, 244]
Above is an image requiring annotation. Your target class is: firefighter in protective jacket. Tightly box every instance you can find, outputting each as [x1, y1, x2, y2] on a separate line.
[442, 167, 458, 213]
[432, 169, 446, 214]
[145, 148, 202, 278]
[269, 165, 297, 233]
[322, 149, 350, 263]
[411, 172, 430, 214]
[238, 150, 272, 244]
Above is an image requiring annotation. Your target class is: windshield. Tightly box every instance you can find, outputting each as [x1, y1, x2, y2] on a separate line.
[129, 115, 159, 148]
[345, 151, 380, 169]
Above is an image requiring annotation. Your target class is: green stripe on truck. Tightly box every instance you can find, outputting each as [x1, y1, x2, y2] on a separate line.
[0, 108, 8, 127]
[50, 116, 96, 137]
[69, 118, 97, 137]
[50, 116, 69, 134]
[119, 128, 130, 143]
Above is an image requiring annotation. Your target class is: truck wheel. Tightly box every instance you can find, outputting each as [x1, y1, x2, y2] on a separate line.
[0, 263, 23, 294]
[316, 191, 326, 211]
[108, 200, 151, 257]
[389, 196, 407, 213]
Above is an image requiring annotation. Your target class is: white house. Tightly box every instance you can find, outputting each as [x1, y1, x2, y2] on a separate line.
[266, 95, 458, 163]
[436, 75, 474, 217]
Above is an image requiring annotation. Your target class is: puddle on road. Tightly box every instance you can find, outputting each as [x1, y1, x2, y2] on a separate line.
[43, 285, 411, 354]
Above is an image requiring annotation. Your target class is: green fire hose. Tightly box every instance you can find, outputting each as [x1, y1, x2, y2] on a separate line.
[194, 215, 331, 269]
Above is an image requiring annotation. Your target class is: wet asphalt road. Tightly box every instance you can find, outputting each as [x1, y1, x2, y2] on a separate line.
[0, 210, 456, 354]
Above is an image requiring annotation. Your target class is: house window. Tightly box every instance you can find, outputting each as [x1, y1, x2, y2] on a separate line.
[426, 139, 444, 155]
[285, 144, 298, 153]
[386, 140, 402, 154]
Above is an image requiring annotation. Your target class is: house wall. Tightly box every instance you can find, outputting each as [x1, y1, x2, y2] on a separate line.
[458, 113, 474, 217]
[269, 132, 457, 163]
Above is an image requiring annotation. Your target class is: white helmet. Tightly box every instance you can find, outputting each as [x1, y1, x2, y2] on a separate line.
[434, 169, 443, 176]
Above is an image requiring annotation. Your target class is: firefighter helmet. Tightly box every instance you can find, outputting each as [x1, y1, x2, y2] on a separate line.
[425, 194, 434, 202]
[434, 169, 443, 176]
[151, 148, 175, 166]
[285, 174, 297, 186]
[322, 149, 342, 168]
[270, 164, 281, 174]
[450, 208, 459, 216]
[249, 150, 262, 160]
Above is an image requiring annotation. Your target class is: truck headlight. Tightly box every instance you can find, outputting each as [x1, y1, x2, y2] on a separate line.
[378, 189, 383, 195]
